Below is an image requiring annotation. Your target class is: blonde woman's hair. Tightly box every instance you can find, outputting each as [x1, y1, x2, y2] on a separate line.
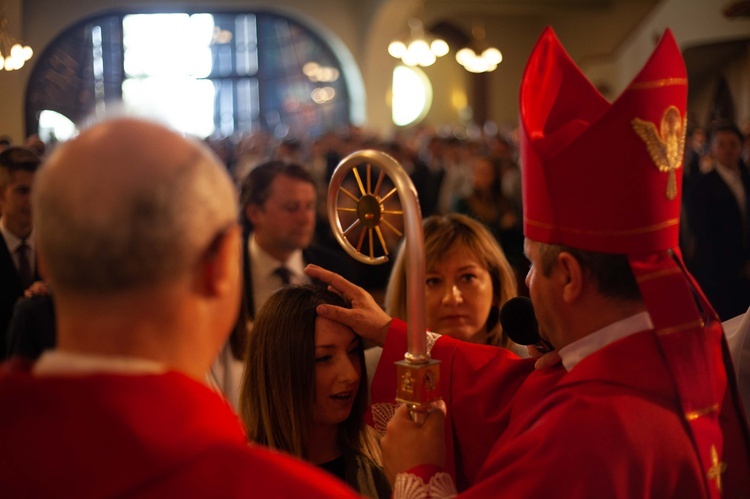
[384, 214, 518, 347]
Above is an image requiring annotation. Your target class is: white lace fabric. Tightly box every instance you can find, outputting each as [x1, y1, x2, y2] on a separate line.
[393, 472, 457, 499]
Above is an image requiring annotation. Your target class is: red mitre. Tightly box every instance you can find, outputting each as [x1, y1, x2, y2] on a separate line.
[520, 27, 685, 253]
[520, 27, 750, 498]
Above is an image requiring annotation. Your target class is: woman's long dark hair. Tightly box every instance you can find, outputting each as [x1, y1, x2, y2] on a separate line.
[240, 285, 372, 461]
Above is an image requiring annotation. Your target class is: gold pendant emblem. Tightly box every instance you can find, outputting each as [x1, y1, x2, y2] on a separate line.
[632, 105, 686, 200]
[706, 444, 727, 494]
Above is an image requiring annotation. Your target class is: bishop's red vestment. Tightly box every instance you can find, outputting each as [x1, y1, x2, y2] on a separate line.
[371, 321, 750, 498]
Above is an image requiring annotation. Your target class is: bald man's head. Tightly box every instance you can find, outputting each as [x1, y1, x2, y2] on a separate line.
[33, 118, 238, 294]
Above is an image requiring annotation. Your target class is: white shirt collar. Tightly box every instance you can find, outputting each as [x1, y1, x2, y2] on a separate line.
[558, 311, 653, 372]
[33, 350, 167, 376]
[0, 217, 34, 253]
[249, 232, 306, 280]
[248, 233, 310, 316]
[714, 162, 746, 216]
[714, 161, 741, 178]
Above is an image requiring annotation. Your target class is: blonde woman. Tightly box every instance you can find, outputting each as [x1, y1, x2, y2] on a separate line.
[385, 213, 521, 349]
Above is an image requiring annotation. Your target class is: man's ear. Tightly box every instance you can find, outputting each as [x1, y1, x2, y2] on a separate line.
[557, 252, 584, 304]
[244, 204, 259, 226]
[197, 225, 241, 297]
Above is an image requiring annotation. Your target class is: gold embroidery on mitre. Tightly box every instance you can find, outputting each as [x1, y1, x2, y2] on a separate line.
[685, 403, 719, 421]
[635, 267, 682, 284]
[707, 444, 727, 494]
[656, 319, 705, 336]
[632, 106, 687, 200]
[524, 216, 679, 236]
[629, 77, 688, 90]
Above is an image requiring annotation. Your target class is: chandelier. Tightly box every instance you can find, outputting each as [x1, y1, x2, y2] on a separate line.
[456, 24, 501, 74]
[0, 12, 32, 71]
[388, 18, 449, 68]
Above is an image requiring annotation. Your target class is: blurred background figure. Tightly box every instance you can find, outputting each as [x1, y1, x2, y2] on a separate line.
[24, 134, 47, 158]
[0, 146, 41, 359]
[454, 155, 526, 290]
[686, 120, 750, 320]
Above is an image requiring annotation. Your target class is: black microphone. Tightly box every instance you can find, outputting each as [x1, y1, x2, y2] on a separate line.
[499, 297, 553, 353]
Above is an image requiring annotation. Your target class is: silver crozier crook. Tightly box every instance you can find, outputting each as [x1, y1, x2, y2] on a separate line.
[327, 149, 441, 423]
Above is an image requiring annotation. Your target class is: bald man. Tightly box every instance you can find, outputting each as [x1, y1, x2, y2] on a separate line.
[0, 118, 359, 498]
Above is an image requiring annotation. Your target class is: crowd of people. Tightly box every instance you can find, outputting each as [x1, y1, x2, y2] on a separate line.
[0, 25, 749, 499]
[214, 122, 528, 294]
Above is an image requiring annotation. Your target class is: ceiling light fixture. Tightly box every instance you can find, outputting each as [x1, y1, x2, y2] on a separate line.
[0, 12, 32, 71]
[456, 24, 501, 74]
[388, 17, 448, 68]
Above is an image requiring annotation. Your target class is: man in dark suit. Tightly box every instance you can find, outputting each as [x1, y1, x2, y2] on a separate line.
[687, 120, 750, 320]
[208, 160, 351, 409]
[239, 160, 352, 320]
[0, 146, 41, 358]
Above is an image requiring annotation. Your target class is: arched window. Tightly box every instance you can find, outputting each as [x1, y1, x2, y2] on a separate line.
[391, 65, 432, 127]
[25, 11, 351, 140]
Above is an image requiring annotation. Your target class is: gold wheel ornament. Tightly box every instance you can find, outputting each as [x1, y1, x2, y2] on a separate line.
[327, 150, 406, 265]
[328, 150, 441, 422]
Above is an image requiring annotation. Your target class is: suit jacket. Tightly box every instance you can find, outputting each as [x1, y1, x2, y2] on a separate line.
[686, 166, 750, 319]
[241, 231, 355, 320]
[0, 236, 34, 360]
[5, 293, 56, 360]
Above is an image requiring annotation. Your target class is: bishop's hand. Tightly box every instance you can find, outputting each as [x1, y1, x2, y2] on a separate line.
[381, 401, 447, 485]
[305, 264, 392, 347]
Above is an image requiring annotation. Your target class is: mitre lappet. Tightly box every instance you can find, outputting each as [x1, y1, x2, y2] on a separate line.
[519, 27, 749, 499]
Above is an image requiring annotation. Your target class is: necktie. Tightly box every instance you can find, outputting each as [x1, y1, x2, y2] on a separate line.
[274, 266, 292, 286]
[16, 240, 33, 290]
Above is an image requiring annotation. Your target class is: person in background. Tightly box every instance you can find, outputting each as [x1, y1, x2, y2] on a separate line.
[276, 137, 305, 165]
[0, 117, 360, 498]
[384, 214, 521, 351]
[686, 120, 750, 320]
[209, 160, 352, 410]
[0, 146, 41, 358]
[25, 134, 46, 158]
[240, 285, 391, 499]
[454, 157, 516, 239]
[435, 137, 471, 216]
[454, 155, 525, 283]
[363, 213, 526, 409]
[240, 160, 352, 320]
[5, 287, 55, 360]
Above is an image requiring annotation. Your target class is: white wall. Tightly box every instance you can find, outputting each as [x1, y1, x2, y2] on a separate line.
[583, 0, 750, 107]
